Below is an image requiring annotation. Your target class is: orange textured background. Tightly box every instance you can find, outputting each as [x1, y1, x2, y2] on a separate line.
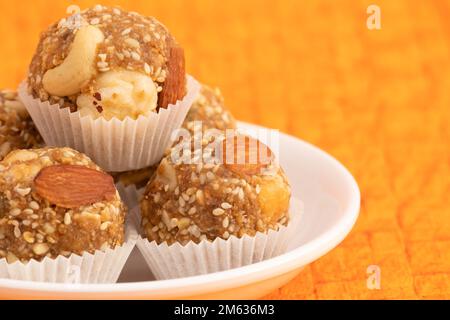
[0, 0, 449, 299]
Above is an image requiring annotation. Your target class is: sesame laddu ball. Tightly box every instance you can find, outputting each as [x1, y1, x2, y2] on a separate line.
[140, 135, 291, 245]
[27, 5, 186, 120]
[182, 85, 236, 133]
[0, 90, 43, 160]
[0, 147, 125, 263]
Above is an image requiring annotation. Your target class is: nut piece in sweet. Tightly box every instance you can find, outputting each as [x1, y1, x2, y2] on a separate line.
[76, 69, 158, 120]
[43, 25, 105, 97]
[34, 164, 116, 208]
[157, 44, 186, 109]
[221, 135, 274, 176]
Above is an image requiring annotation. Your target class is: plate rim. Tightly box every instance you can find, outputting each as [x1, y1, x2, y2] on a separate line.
[0, 123, 360, 296]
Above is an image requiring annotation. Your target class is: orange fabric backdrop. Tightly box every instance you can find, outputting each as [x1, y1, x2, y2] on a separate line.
[0, 0, 449, 299]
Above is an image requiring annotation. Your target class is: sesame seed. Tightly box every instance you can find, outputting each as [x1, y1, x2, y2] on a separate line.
[144, 62, 151, 74]
[125, 38, 140, 48]
[14, 186, 31, 196]
[131, 52, 141, 61]
[23, 231, 35, 244]
[29, 201, 40, 210]
[182, 193, 190, 201]
[238, 188, 245, 200]
[223, 231, 230, 239]
[64, 212, 71, 225]
[196, 190, 204, 204]
[221, 202, 232, 210]
[22, 208, 33, 215]
[213, 208, 225, 216]
[100, 222, 110, 231]
[222, 217, 230, 228]
[121, 27, 132, 35]
[32, 243, 49, 255]
[9, 208, 21, 217]
[13, 226, 21, 238]
[188, 207, 197, 215]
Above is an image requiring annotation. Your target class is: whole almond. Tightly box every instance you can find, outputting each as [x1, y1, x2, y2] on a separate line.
[221, 136, 274, 175]
[157, 40, 186, 109]
[34, 165, 116, 208]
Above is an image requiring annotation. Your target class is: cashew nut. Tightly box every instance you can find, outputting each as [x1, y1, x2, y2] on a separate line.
[43, 25, 104, 97]
[77, 69, 158, 120]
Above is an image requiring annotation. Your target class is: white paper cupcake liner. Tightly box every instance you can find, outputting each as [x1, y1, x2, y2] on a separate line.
[115, 182, 145, 211]
[18, 76, 200, 172]
[134, 197, 303, 280]
[0, 220, 138, 283]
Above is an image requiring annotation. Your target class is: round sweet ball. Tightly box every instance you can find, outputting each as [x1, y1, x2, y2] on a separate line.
[0, 147, 126, 263]
[140, 135, 291, 245]
[182, 85, 236, 133]
[27, 5, 185, 120]
[0, 90, 43, 160]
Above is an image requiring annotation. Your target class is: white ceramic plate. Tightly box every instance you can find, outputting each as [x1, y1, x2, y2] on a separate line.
[0, 122, 360, 299]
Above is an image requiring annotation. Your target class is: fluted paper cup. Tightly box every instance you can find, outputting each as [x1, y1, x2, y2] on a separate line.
[18, 76, 200, 172]
[0, 221, 137, 283]
[135, 197, 303, 280]
[115, 181, 145, 211]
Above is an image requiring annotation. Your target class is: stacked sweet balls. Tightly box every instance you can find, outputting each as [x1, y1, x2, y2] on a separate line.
[0, 4, 296, 283]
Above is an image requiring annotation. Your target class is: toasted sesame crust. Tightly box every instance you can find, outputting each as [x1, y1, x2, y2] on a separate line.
[0, 147, 125, 263]
[28, 5, 185, 113]
[183, 85, 237, 133]
[140, 137, 291, 245]
[0, 90, 43, 160]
